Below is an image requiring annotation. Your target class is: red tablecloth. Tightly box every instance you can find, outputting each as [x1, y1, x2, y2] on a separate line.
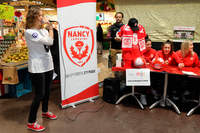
[112, 66, 200, 76]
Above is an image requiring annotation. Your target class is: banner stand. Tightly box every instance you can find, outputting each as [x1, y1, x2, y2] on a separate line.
[58, 26, 99, 109]
[58, 22, 99, 109]
[61, 96, 99, 109]
[57, 1, 99, 108]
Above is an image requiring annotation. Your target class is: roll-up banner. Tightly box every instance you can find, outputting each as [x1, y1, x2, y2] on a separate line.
[57, 0, 99, 108]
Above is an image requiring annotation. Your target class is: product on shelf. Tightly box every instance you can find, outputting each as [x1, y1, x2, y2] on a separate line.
[0, 40, 15, 59]
[0, 9, 28, 64]
[1, 46, 28, 63]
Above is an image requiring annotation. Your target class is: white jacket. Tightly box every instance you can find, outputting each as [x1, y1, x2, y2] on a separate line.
[25, 29, 54, 73]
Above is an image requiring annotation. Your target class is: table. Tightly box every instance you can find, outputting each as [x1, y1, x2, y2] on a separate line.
[112, 66, 200, 115]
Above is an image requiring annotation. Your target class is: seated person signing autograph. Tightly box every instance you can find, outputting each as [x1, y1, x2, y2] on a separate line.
[143, 38, 157, 65]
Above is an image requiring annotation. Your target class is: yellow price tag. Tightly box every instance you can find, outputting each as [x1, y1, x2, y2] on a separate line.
[0, 4, 14, 20]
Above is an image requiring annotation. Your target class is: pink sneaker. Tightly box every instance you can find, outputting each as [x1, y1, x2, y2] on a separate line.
[27, 122, 45, 132]
[42, 112, 57, 120]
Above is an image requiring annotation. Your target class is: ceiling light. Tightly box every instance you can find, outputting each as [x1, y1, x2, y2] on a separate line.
[42, 8, 55, 11]
[16, 9, 25, 11]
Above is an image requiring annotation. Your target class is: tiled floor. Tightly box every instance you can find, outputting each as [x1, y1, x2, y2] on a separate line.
[0, 50, 200, 133]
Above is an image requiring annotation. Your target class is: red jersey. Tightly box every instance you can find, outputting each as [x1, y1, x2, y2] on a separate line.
[176, 50, 199, 67]
[116, 24, 146, 60]
[155, 50, 181, 66]
[143, 48, 157, 63]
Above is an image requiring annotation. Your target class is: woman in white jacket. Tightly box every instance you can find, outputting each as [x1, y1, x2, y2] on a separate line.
[25, 6, 57, 132]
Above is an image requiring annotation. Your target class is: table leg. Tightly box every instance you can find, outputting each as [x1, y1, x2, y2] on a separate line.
[187, 96, 200, 116]
[115, 93, 133, 104]
[133, 95, 144, 109]
[149, 73, 181, 114]
[149, 99, 163, 109]
[149, 73, 168, 109]
[166, 98, 181, 114]
[115, 86, 144, 109]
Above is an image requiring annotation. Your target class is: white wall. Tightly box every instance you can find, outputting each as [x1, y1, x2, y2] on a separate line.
[115, 0, 200, 42]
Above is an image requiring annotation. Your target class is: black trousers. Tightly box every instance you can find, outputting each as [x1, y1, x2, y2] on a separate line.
[28, 70, 53, 123]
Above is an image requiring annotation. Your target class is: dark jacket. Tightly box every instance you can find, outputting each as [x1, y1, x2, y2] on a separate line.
[97, 24, 103, 42]
[50, 28, 60, 77]
[109, 22, 124, 49]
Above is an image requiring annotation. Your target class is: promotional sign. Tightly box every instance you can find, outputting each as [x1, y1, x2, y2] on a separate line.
[57, 0, 99, 108]
[126, 69, 150, 86]
[174, 26, 195, 40]
[0, 5, 14, 20]
[122, 36, 133, 48]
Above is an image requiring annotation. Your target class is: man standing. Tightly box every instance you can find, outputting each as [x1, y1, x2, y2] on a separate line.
[107, 12, 124, 67]
[97, 23, 103, 55]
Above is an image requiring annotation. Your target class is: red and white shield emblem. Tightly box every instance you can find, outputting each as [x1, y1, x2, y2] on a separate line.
[63, 26, 94, 67]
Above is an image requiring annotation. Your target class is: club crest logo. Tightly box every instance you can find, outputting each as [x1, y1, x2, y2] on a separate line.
[63, 26, 94, 67]
[32, 33, 38, 38]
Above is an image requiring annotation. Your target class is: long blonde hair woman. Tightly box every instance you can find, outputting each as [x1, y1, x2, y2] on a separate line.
[176, 41, 199, 68]
[181, 41, 194, 57]
[26, 6, 41, 29]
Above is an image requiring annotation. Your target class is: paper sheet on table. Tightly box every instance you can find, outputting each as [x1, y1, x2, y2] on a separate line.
[182, 71, 197, 76]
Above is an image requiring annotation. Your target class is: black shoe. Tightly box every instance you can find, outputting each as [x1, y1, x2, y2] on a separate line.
[172, 96, 179, 101]
[159, 100, 171, 107]
[160, 101, 165, 107]
[183, 90, 190, 95]
[151, 89, 160, 100]
[140, 95, 147, 106]
[166, 100, 171, 107]
[153, 95, 160, 100]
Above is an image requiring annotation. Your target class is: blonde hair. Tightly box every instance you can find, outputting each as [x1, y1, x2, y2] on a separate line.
[25, 6, 41, 29]
[181, 41, 194, 57]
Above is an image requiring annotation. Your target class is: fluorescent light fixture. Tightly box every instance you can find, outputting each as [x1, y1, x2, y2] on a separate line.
[42, 8, 55, 11]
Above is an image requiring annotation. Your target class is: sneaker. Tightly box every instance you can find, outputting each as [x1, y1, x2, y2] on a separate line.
[183, 90, 190, 96]
[151, 89, 160, 100]
[42, 112, 57, 120]
[159, 100, 171, 107]
[166, 100, 171, 107]
[140, 95, 147, 106]
[172, 96, 179, 101]
[27, 122, 45, 132]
